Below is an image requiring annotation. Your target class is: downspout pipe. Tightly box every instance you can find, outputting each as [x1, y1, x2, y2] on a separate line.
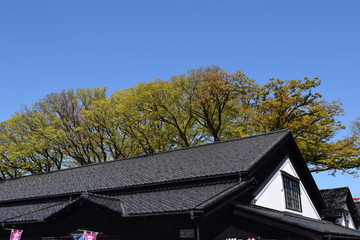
[189, 210, 201, 240]
[196, 220, 200, 240]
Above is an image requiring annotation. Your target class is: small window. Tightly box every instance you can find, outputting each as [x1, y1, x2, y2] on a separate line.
[282, 173, 302, 212]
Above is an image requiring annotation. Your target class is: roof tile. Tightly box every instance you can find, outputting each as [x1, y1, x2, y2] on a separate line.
[0, 131, 289, 202]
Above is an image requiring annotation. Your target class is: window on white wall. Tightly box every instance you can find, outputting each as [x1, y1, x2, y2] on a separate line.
[282, 173, 302, 212]
[344, 211, 350, 228]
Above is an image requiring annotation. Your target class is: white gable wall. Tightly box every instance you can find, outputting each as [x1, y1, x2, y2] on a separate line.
[252, 158, 321, 220]
[335, 204, 357, 230]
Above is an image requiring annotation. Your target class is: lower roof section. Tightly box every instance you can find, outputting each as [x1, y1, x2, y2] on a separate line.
[0, 200, 70, 223]
[113, 181, 247, 216]
[1, 181, 246, 224]
[234, 203, 360, 239]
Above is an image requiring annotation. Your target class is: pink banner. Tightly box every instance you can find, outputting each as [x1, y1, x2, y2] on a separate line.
[10, 231, 22, 240]
[83, 233, 97, 240]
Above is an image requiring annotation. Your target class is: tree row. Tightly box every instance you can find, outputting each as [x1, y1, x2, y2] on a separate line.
[0, 66, 358, 178]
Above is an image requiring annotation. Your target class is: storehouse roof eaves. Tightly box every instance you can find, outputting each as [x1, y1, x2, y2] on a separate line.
[0, 181, 242, 222]
[235, 203, 360, 238]
[2, 200, 70, 224]
[0, 130, 290, 203]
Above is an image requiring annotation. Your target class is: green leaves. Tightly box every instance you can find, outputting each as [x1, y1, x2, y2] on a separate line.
[0, 66, 358, 178]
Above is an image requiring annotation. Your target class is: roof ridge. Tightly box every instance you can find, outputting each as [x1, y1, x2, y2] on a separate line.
[84, 192, 122, 201]
[320, 187, 350, 191]
[110, 177, 240, 196]
[193, 180, 250, 210]
[2, 130, 290, 182]
[134, 129, 290, 158]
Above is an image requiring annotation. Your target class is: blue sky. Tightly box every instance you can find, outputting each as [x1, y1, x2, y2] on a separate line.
[0, 1, 359, 196]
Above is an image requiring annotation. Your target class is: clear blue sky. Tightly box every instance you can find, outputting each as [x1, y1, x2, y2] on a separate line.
[0, 1, 359, 196]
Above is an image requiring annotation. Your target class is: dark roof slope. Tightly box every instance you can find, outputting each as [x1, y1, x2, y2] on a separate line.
[0, 130, 290, 203]
[235, 204, 360, 239]
[320, 187, 360, 227]
[115, 181, 246, 215]
[320, 187, 349, 210]
[2, 181, 246, 224]
[0, 200, 69, 223]
[356, 202, 360, 216]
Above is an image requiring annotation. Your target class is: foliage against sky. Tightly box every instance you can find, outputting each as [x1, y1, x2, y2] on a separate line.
[0, 66, 358, 179]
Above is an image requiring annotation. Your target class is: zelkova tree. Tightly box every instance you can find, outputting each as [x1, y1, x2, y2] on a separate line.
[247, 78, 359, 173]
[110, 65, 258, 149]
[352, 117, 360, 142]
[0, 112, 66, 178]
[81, 96, 140, 160]
[169, 66, 258, 142]
[0, 87, 113, 177]
[112, 85, 181, 154]
[0, 66, 358, 178]
[350, 118, 360, 169]
[32, 87, 117, 165]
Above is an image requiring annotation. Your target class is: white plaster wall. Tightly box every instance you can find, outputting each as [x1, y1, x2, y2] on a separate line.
[252, 158, 321, 220]
[335, 204, 357, 229]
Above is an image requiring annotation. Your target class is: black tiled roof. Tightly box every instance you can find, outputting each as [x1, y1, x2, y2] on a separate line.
[356, 202, 360, 216]
[81, 192, 125, 214]
[1, 130, 358, 239]
[235, 204, 360, 239]
[320, 187, 360, 227]
[0, 130, 289, 203]
[320, 187, 349, 210]
[114, 181, 245, 215]
[3, 181, 244, 223]
[0, 201, 69, 223]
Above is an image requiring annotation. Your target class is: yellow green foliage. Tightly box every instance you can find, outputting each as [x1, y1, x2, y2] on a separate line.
[0, 66, 358, 178]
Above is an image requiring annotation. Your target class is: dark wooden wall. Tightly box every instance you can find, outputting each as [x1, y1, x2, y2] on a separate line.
[1, 200, 197, 240]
